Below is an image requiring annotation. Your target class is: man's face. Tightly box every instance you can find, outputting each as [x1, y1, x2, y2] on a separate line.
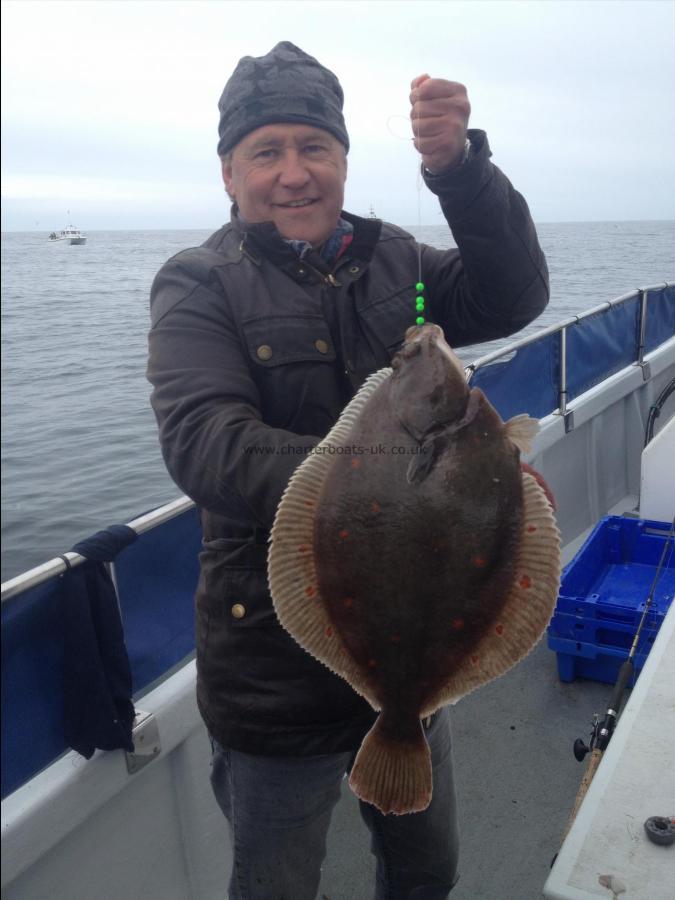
[221, 123, 348, 246]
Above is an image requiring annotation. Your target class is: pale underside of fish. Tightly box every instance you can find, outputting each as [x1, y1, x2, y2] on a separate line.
[268, 325, 561, 816]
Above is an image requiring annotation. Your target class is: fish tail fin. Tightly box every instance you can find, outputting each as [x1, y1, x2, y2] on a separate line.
[349, 713, 432, 815]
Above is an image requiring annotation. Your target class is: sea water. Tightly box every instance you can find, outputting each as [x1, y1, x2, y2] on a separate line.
[2, 221, 673, 581]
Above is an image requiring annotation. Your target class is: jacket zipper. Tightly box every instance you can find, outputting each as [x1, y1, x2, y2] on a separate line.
[300, 260, 341, 288]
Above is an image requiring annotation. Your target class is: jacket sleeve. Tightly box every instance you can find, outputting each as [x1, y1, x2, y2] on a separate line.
[147, 255, 320, 529]
[422, 129, 549, 347]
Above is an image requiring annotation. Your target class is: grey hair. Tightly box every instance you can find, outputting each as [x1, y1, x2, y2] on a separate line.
[220, 152, 234, 201]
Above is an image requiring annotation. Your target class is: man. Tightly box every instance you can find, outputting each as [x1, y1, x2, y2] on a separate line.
[148, 41, 548, 900]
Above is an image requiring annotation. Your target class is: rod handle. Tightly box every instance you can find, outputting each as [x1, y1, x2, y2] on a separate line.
[562, 748, 603, 841]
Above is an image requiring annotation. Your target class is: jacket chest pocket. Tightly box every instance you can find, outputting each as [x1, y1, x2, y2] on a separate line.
[197, 539, 274, 626]
[241, 314, 341, 431]
[358, 283, 418, 359]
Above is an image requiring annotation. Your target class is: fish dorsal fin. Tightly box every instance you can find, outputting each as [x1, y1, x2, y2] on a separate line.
[267, 366, 393, 711]
[504, 414, 539, 455]
[420, 470, 561, 716]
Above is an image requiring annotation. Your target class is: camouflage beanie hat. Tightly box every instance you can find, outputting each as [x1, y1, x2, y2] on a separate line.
[217, 41, 349, 156]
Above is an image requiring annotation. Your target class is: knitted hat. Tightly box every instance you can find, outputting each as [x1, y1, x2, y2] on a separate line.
[217, 41, 349, 156]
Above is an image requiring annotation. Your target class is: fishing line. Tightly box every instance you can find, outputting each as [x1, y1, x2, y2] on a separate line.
[386, 112, 426, 326]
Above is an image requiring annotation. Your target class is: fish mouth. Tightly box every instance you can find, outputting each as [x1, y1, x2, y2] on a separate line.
[399, 324, 465, 375]
[404, 323, 444, 344]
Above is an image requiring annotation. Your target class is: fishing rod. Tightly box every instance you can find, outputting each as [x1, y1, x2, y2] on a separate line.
[565, 514, 675, 832]
[644, 376, 675, 447]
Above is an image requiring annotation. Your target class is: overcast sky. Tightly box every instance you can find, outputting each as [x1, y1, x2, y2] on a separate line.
[2, 0, 674, 231]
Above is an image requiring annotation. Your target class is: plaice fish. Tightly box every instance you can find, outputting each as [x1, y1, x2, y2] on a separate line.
[268, 324, 561, 815]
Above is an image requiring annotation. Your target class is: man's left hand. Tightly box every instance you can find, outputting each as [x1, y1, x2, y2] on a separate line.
[409, 74, 471, 174]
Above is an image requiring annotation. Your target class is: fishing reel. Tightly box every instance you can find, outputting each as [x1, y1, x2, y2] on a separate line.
[573, 714, 600, 762]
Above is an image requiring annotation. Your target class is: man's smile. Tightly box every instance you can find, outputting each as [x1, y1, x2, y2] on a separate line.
[274, 199, 320, 209]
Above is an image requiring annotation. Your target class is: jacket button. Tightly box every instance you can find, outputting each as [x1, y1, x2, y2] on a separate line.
[349, 265, 360, 274]
[256, 345, 273, 361]
[231, 603, 246, 619]
[315, 339, 329, 355]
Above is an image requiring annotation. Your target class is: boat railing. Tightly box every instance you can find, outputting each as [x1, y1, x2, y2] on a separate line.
[2, 495, 202, 799]
[465, 281, 674, 426]
[2, 282, 673, 603]
[1, 495, 196, 602]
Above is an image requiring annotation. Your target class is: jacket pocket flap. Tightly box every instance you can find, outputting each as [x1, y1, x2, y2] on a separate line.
[358, 283, 418, 352]
[242, 315, 336, 367]
[198, 548, 276, 627]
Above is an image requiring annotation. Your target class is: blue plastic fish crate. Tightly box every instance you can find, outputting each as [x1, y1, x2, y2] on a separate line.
[547, 516, 674, 685]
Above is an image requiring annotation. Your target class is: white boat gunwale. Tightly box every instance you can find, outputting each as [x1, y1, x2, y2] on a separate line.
[1, 661, 204, 888]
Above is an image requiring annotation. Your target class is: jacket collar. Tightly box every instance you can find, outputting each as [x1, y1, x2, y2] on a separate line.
[231, 205, 382, 272]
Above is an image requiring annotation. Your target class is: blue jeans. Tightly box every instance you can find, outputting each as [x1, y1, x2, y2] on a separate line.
[210, 709, 459, 900]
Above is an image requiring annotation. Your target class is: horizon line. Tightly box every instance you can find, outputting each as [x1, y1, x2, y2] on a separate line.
[2, 217, 675, 235]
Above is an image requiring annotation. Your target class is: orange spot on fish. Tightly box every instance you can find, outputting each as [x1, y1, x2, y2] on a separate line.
[325, 626, 334, 638]
[527, 525, 537, 533]
[304, 500, 314, 508]
[368, 658, 377, 668]
[297, 544, 309, 553]
[495, 624, 504, 635]
[305, 585, 316, 598]
[451, 618, 465, 631]
[339, 529, 349, 539]
[471, 654, 479, 665]
[344, 597, 354, 608]
[519, 575, 532, 589]
[389, 634, 401, 643]
[472, 556, 487, 567]
[351, 458, 361, 469]
[371, 500, 381, 514]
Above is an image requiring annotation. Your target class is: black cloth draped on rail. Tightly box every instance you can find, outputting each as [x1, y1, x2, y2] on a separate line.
[61, 524, 137, 759]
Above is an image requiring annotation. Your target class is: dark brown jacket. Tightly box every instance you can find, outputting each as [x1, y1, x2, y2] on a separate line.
[147, 130, 549, 755]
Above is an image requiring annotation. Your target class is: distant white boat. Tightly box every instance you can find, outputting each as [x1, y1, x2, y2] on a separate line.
[48, 226, 86, 245]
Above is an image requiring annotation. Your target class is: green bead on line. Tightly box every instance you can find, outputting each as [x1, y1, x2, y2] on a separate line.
[415, 282, 425, 292]
[416, 303, 425, 312]
[416, 316, 425, 325]
[416, 296, 425, 305]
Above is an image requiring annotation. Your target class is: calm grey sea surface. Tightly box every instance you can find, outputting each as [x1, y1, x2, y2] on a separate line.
[2, 221, 673, 581]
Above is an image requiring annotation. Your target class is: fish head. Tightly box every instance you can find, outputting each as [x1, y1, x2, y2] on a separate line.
[390, 324, 469, 441]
